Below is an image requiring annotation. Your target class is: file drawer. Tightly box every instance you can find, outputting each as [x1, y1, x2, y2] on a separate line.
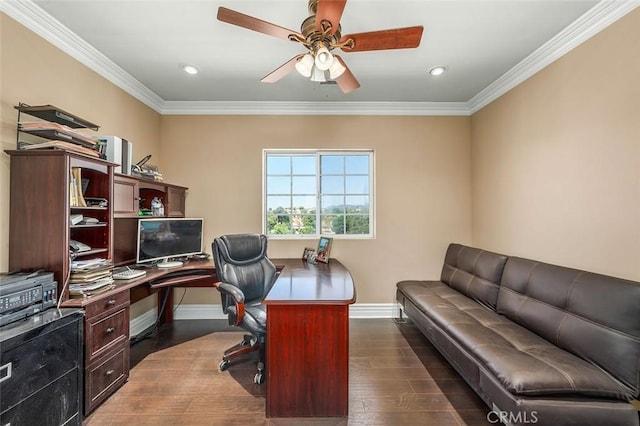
[0, 309, 82, 425]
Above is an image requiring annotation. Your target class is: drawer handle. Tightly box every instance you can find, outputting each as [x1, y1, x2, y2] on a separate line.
[107, 299, 116, 306]
[106, 327, 115, 333]
[105, 369, 114, 376]
[0, 362, 12, 384]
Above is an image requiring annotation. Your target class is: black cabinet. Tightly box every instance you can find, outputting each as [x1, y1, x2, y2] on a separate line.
[0, 309, 83, 426]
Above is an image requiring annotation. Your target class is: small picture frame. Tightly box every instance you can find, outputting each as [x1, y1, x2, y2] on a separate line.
[316, 236, 333, 263]
[302, 247, 315, 261]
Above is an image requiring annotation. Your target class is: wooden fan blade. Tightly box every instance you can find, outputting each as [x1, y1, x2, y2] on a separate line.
[340, 26, 424, 52]
[315, 0, 347, 36]
[261, 55, 304, 83]
[217, 7, 303, 41]
[333, 56, 360, 94]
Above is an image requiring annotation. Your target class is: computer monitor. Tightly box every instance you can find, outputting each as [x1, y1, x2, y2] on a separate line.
[136, 218, 204, 268]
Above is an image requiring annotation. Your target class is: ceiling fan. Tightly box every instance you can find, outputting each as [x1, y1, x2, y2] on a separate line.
[217, 0, 424, 93]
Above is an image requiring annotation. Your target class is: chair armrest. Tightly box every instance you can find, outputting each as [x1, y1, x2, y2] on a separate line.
[214, 281, 245, 326]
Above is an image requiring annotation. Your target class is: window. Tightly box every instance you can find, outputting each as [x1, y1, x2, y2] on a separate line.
[264, 150, 374, 238]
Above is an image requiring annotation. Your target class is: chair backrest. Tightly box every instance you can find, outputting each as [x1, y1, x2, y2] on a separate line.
[212, 234, 276, 306]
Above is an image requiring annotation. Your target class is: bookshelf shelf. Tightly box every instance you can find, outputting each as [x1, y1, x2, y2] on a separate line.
[14, 103, 102, 158]
[15, 103, 100, 130]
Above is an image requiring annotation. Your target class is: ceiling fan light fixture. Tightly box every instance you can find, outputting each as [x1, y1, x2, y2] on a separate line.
[328, 58, 346, 79]
[310, 66, 327, 82]
[295, 53, 314, 77]
[314, 46, 333, 71]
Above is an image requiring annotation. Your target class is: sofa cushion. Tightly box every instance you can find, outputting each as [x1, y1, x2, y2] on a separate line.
[398, 281, 634, 400]
[440, 243, 507, 311]
[497, 257, 640, 398]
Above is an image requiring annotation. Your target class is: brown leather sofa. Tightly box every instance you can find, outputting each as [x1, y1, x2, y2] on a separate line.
[396, 243, 640, 425]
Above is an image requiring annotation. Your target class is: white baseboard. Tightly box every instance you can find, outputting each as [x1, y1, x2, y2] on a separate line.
[170, 303, 399, 320]
[129, 306, 158, 338]
[130, 303, 401, 333]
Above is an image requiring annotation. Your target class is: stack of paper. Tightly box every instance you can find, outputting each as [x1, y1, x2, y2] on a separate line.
[69, 258, 114, 298]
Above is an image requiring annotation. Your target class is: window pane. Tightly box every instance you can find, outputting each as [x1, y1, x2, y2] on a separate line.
[292, 195, 316, 210]
[321, 195, 344, 214]
[292, 176, 315, 194]
[267, 156, 290, 175]
[345, 215, 370, 234]
[345, 155, 369, 174]
[346, 196, 369, 212]
[267, 195, 291, 211]
[321, 155, 344, 174]
[292, 156, 315, 174]
[320, 214, 338, 235]
[346, 176, 368, 194]
[267, 176, 291, 194]
[321, 176, 344, 194]
[298, 215, 316, 234]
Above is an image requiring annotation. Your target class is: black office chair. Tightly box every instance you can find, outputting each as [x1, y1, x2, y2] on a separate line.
[211, 233, 276, 384]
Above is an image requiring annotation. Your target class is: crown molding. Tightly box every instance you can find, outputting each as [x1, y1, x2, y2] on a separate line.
[1, 0, 165, 113]
[3, 0, 638, 116]
[467, 0, 640, 114]
[161, 101, 470, 116]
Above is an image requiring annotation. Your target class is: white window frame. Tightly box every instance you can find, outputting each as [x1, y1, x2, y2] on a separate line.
[263, 149, 375, 239]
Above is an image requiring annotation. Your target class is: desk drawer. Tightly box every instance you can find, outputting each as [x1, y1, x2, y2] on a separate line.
[85, 307, 129, 361]
[85, 345, 129, 414]
[84, 291, 129, 318]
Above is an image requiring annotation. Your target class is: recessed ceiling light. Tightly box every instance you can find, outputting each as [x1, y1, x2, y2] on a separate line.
[429, 66, 447, 77]
[180, 64, 199, 75]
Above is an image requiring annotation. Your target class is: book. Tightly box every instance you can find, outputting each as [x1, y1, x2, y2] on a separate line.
[71, 167, 87, 207]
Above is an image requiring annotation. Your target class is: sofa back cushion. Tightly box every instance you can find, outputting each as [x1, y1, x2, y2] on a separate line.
[497, 257, 640, 397]
[440, 243, 508, 311]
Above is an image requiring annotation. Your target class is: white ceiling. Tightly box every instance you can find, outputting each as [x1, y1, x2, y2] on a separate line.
[4, 1, 638, 114]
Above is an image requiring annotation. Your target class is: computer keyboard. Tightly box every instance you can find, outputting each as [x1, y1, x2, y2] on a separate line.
[112, 267, 147, 280]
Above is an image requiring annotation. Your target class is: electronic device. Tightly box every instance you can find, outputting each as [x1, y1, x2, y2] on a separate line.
[0, 271, 57, 327]
[69, 239, 91, 253]
[97, 135, 133, 175]
[190, 252, 210, 260]
[112, 267, 147, 280]
[136, 218, 204, 269]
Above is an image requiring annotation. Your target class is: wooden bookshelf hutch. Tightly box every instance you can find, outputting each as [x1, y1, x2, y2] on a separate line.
[6, 104, 187, 415]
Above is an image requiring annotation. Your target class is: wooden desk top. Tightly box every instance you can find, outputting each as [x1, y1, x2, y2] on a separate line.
[264, 259, 356, 305]
[61, 258, 356, 307]
[62, 259, 215, 307]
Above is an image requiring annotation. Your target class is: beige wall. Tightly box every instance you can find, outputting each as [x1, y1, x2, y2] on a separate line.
[1, 14, 162, 314]
[471, 8, 640, 281]
[160, 115, 472, 304]
[3, 4, 637, 314]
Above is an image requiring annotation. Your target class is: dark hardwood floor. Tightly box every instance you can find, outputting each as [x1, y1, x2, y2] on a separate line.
[84, 318, 491, 425]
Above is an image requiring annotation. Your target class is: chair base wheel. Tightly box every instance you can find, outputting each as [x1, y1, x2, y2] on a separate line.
[254, 372, 264, 384]
[219, 360, 231, 371]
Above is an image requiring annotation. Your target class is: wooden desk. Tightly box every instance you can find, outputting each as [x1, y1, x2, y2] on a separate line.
[61, 259, 217, 414]
[264, 259, 356, 418]
[62, 258, 355, 417]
